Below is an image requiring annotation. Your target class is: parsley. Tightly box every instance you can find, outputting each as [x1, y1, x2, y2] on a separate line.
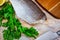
[0, 2, 39, 40]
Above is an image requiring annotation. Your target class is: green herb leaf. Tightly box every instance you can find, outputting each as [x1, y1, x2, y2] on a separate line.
[0, 2, 39, 40]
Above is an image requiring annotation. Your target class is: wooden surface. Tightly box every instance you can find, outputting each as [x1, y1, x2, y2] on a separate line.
[36, 0, 60, 18]
[37, 0, 60, 10]
[51, 3, 60, 18]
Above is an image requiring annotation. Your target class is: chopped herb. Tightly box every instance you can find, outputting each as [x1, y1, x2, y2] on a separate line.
[0, 2, 39, 40]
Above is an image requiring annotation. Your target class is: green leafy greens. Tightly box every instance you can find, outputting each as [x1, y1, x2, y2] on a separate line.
[0, 2, 39, 40]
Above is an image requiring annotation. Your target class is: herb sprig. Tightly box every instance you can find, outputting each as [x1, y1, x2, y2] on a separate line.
[0, 2, 39, 40]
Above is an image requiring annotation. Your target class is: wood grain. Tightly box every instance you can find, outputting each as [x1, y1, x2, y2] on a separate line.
[37, 0, 60, 10]
[50, 2, 60, 18]
[36, 0, 60, 18]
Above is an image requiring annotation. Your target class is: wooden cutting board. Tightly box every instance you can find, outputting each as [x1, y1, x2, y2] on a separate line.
[36, 0, 60, 19]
